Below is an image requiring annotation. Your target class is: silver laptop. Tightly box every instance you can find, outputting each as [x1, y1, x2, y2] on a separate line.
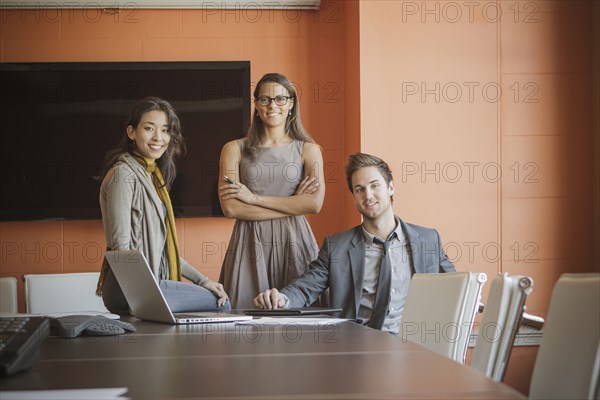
[105, 249, 251, 325]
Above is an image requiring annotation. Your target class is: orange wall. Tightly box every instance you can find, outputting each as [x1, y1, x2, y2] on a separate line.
[342, 1, 362, 228]
[0, 1, 596, 395]
[0, 1, 596, 320]
[0, 1, 352, 311]
[358, 0, 595, 322]
[358, 2, 595, 394]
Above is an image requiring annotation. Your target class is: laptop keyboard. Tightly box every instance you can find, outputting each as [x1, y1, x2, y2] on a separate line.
[0, 316, 49, 376]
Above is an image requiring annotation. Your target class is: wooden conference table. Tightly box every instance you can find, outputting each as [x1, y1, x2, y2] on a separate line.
[1, 317, 525, 399]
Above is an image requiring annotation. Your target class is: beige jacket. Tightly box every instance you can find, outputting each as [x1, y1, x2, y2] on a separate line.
[99, 153, 208, 289]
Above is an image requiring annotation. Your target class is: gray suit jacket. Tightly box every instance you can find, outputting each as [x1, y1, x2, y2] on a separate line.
[281, 218, 456, 321]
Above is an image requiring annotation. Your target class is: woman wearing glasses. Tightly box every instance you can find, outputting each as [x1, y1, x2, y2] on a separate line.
[218, 73, 325, 309]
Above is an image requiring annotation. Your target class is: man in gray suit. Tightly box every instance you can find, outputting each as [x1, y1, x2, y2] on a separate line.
[254, 153, 456, 334]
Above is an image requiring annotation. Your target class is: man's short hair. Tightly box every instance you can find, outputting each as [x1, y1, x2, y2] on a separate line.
[345, 153, 394, 193]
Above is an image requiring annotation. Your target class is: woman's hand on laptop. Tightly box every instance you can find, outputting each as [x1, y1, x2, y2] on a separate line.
[202, 281, 229, 307]
[254, 288, 287, 309]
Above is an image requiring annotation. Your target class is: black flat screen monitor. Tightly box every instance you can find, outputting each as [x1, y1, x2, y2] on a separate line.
[0, 61, 250, 221]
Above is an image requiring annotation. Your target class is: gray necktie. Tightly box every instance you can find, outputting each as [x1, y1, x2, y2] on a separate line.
[368, 238, 392, 329]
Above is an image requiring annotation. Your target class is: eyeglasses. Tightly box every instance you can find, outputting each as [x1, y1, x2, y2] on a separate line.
[255, 95, 293, 106]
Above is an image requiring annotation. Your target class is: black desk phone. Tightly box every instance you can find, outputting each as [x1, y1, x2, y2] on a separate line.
[49, 315, 136, 338]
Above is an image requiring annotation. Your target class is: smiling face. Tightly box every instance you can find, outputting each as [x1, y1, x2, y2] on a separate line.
[351, 166, 395, 222]
[255, 82, 294, 129]
[127, 110, 171, 162]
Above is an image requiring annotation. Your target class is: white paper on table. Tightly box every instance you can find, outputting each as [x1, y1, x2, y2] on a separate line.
[0, 388, 129, 400]
[237, 317, 347, 325]
[0, 312, 120, 320]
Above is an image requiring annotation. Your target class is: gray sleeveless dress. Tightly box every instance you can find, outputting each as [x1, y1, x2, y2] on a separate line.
[220, 139, 319, 309]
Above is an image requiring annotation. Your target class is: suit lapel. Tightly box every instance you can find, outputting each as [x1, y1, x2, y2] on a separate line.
[348, 227, 366, 317]
[400, 219, 424, 273]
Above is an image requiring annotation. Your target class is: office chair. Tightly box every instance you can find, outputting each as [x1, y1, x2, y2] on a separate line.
[471, 273, 534, 381]
[0, 276, 19, 313]
[400, 271, 487, 363]
[24, 272, 109, 314]
[529, 273, 600, 400]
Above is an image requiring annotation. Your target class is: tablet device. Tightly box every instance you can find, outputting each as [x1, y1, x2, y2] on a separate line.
[243, 307, 342, 316]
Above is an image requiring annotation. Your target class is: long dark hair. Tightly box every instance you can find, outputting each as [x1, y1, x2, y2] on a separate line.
[244, 73, 315, 158]
[99, 97, 185, 189]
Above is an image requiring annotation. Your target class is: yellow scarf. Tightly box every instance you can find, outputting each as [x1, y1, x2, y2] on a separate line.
[133, 153, 182, 282]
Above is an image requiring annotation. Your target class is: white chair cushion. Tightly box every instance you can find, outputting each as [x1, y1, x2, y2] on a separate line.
[400, 271, 487, 363]
[529, 273, 600, 400]
[24, 272, 108, 314]
[0, 276, 18, 313]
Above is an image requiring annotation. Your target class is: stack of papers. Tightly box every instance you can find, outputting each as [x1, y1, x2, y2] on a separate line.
[238, 317, 346, 325]
[0, 388, 129, 400]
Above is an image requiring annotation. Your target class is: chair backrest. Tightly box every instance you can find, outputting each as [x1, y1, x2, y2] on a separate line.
[24, 272, 109, 314]
[0, 276, 19, 313]
[529, 273, 600, 400]
[471, 272, 534, 381]
[400, 271, 487, 363]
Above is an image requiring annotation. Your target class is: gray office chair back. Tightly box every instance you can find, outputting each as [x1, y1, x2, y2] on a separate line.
[0, 276, 19, 313]
[529, 273, 600, 400]
[471, 273, 533, 381]
[400, 271, 487, 363]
